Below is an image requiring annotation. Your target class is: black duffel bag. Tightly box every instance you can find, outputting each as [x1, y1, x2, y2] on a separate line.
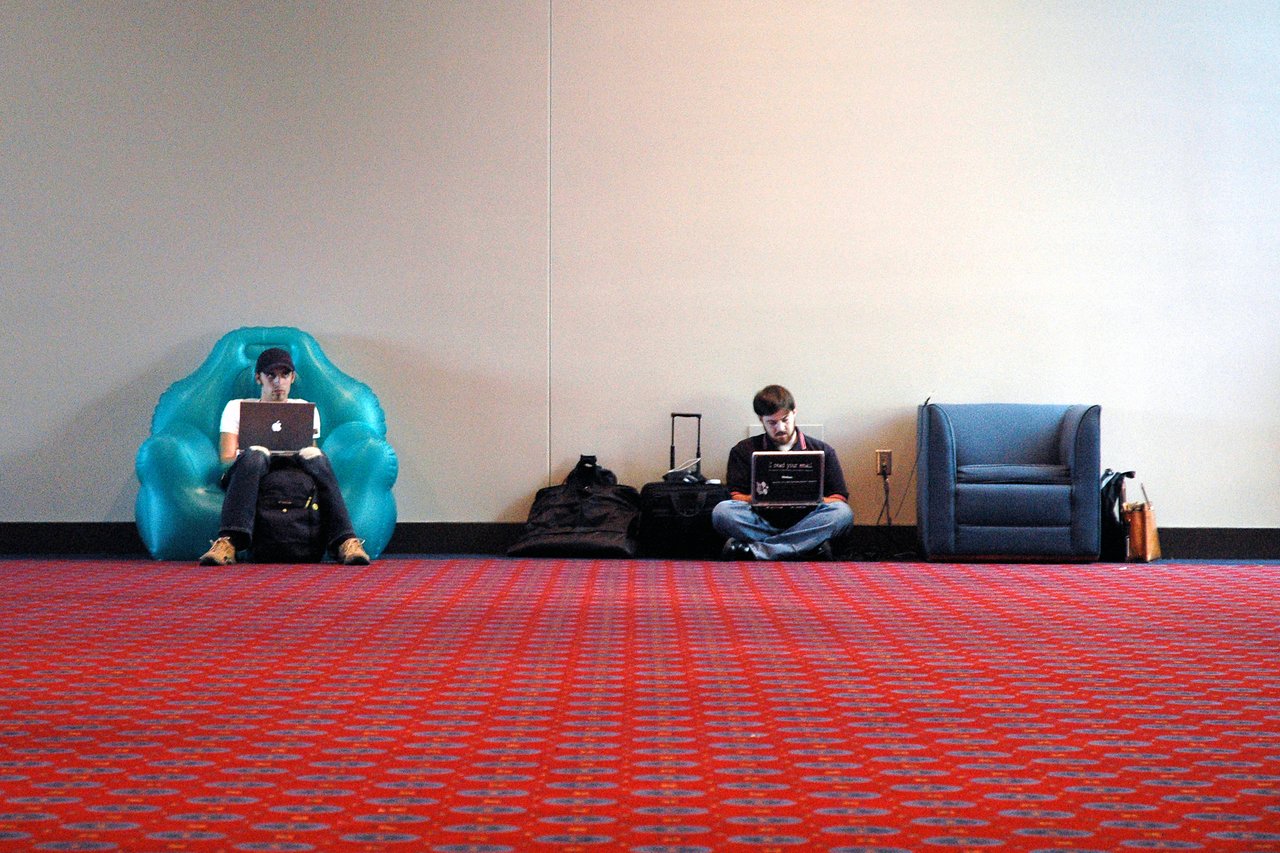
[507, 455, 641, 558]
[1100, 468, 1134, 562]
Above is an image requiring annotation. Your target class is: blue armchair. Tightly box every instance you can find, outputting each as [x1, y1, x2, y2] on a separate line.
[136, 326, 398, 560]
[917, 403, 1100, 561]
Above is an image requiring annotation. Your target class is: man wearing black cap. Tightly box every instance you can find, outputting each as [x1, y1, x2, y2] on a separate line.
[199, 347, 371, 566]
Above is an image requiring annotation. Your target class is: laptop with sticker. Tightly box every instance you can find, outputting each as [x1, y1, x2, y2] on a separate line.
[750, 450, 825, 508]
[238, 401, 317, 455]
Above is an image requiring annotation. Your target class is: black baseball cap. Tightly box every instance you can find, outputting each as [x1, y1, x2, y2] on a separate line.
[255, 347, 294, 375]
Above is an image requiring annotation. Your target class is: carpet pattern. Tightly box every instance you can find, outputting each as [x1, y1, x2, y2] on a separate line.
[0, 558, 1277, 852]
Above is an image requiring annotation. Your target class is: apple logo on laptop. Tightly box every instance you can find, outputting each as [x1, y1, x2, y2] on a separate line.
[271, 420, 283, 433]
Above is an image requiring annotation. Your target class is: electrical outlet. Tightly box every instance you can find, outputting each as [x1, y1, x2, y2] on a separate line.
[876, 449, 893, 477]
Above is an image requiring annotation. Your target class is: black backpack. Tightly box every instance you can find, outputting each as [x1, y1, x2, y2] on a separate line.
[252, 464, 326, 563]
[1100, 468, 1134, 562]
[507, 455, 642, 558]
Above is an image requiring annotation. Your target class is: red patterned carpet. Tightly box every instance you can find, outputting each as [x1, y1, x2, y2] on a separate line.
[0, 557, 1277, 852]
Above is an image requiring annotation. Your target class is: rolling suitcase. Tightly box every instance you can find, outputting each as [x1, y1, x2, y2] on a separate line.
[639, 413, 730, 559]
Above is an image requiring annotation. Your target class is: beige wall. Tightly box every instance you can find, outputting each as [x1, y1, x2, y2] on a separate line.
[2, 2, 1277, 529]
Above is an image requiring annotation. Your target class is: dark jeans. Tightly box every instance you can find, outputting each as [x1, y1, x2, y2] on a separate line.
[219, 450, 355, 555]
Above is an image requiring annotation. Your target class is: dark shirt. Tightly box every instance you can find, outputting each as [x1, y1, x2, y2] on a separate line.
[724, 431, 848, 500]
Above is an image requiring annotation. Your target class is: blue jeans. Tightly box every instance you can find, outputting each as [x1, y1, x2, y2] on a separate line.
[711, 499, 854, 560]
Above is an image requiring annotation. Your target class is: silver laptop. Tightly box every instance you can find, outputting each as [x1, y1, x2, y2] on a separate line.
[750, 450, 825, 508]
[238, 401, 316, 455]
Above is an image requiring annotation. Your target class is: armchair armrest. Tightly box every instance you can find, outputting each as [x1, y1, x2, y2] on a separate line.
[917, 403, 959, 558]
[322, 421, 399, 559]
[1059, 405, 1101, 554]
[135, 424, 224, 559]
[1057, 405, 1099, 468]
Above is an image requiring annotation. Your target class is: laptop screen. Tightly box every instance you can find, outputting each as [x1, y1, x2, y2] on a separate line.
[238, 401, 317, 455]
[750, 450, 825, 507]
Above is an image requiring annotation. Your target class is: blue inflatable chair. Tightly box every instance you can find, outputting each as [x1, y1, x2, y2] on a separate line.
[136, 327, 398, 561]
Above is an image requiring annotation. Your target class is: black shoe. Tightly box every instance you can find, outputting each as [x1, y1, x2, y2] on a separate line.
[720, 539, 756, 561]
[787, 541, 834, 562]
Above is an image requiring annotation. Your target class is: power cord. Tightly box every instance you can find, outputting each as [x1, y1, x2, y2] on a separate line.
[869, 396, 930, 560]
[893, 395, 928, 522]
[876, 460, 893, 527]
[870, 458, 899, 559]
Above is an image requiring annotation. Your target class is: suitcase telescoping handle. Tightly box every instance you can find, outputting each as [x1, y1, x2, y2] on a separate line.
[670, 412, 702, 475]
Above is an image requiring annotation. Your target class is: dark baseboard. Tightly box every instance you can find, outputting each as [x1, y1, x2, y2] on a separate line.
[0, 522, 147, 556]
[386, 522, 524, 555]
[0, 522, 527, 558]
[2, 522, 1279, 561]
[1157, 527, 1280, 560]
